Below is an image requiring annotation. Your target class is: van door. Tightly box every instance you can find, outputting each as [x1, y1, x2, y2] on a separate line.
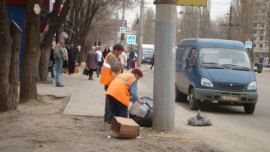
[185, 48, 198, 89]
[176, 46, 191, 94]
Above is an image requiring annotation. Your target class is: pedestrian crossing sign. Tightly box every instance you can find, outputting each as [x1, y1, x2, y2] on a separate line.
[245, 41, 252, 48]
[127, 35, 136, 44]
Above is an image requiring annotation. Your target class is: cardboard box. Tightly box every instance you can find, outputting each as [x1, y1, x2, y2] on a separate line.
[110, 117, 140, 139]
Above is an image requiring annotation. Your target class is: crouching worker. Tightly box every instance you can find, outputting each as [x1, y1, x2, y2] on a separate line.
[106, 68, 144, 118]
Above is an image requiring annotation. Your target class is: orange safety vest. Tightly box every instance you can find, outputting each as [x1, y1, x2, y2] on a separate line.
[100, 52, 121, 86]
[106, 73, 137, 107]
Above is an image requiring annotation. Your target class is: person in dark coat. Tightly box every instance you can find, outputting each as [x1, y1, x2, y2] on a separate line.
[127, 49, 134, 70]
[102, 47, 110, 61]
[49, 47, 55, 78]
[86, 50, 98, 80]
[150, 54, 154, 70]
[68, 44, 78, 74]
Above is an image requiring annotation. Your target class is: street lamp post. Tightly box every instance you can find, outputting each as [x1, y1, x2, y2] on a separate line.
[137, 0, 144, 67]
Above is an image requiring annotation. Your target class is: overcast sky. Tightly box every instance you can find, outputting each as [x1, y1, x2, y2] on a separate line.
[125, 0, 232, 26]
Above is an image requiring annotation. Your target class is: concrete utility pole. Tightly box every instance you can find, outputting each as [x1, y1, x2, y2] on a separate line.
[153, 0, 176, 132]
[137, 0, 144, 67]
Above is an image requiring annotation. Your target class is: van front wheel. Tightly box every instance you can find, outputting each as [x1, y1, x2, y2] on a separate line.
[189, 89, 199, 110]
[244, 104, 256, 114]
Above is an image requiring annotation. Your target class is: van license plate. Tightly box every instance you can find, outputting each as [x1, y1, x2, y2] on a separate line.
[221, 95, 239, 101]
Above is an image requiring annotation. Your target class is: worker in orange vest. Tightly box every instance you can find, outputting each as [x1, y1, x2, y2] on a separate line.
[106, 68, 144, 118]
[100, 44, 126, 123]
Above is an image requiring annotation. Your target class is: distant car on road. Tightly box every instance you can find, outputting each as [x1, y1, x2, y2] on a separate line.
[142, 44, 154, 63]
[175, 39, 258, 114]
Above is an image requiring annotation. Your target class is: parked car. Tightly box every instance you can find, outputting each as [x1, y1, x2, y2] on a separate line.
[175, 38, 258, 114]
[142, 44, 154, 63]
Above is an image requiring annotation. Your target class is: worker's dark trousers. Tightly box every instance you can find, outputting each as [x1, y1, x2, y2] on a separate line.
[108, 95, 128, 118]
[104, 85, 112, 123]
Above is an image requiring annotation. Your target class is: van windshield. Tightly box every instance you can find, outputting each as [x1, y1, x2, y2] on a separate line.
[199, 48, 251, 70]
[143, 48, 154, 55]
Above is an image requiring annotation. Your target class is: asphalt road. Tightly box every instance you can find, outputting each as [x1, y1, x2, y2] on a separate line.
[138, 65, 270, 152]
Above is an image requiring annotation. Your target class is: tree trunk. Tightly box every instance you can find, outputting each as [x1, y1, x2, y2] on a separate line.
[0, 0, 22, 111]
[20, 0, 40, 103]
[9, 21, 22, 108]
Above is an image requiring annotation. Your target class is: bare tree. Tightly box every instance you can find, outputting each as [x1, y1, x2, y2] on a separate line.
[143, 8, 155, 44]
[38, 0, 73, 81]
[68, 0, 123, 64]
[0, 0, 22, 111]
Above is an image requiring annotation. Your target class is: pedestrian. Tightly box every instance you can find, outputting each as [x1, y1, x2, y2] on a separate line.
[127, 49, 134, 70]
[62, 44, 69, 73]
[68, 44, 78, 74]
[86, 49, 98, 80]
[96, 47, 103, 77]
[150, 54, 154, 70]
[100, 44, 123, 123]
[102, 46, 110, 60]
[132, 55, 136, 69]
[54, 37, 65, 87]
[106, 68, 144, 118]
[118, 50, 128, 73]
[49, 45, 55, 78]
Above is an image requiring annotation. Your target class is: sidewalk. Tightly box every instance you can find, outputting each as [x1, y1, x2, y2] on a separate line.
[37, 64, 152, 117]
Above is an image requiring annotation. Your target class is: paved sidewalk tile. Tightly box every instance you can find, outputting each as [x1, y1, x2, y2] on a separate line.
[63, 74, 105, 117]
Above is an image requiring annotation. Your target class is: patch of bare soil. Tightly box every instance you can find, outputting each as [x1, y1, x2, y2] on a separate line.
[0, 96, 219, 152]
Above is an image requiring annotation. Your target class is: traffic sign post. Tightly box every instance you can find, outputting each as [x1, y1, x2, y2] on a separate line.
[127, 35, 136, 44]
[245, 41, 252, 49]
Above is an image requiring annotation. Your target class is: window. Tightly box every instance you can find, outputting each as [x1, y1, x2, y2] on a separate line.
[260, 37, 264, 40]
[189, 48, 197, 65]
[253, 23, 257, 27]
[260, 44, 263, 48]
[176, 47, 185, 62]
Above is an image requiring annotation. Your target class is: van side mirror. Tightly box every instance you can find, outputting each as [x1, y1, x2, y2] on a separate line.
[186, 58, 194, 68]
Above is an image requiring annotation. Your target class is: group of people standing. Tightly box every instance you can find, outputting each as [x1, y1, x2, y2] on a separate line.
[85, 46, 110, 80]
[85, 46, 137, 80]
[49, 39, 143, 122]
[49, 37, 79, 87]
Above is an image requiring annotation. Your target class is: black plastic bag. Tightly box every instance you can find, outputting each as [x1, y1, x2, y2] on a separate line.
[83, 69, 89, 75]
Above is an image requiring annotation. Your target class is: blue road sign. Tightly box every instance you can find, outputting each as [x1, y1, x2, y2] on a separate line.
[245, 41, 252, 48]
[120, 27, 126, 33]
[127, 35, 136, 44]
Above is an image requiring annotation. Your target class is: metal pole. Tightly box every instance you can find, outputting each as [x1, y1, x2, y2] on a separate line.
[197, 7, 201, 38]
[153, 1, 176, 132]
[115, 13, 118, 44]
[227, 4, 233, 40]
[121, 0, 125, 47]
[137, 0, 144, 68]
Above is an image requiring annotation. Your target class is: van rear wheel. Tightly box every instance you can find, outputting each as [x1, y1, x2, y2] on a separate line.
[244, 104, 256, 114]
[189, 89, 199, 110]
[175, 86, 187, 102]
